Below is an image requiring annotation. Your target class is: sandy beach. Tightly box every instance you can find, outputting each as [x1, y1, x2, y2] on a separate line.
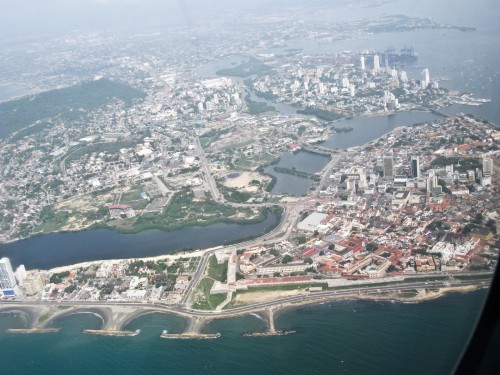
[47, 246, 220, 274]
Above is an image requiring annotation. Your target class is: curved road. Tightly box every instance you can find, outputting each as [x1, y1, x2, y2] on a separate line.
[0, 278, 490, 322]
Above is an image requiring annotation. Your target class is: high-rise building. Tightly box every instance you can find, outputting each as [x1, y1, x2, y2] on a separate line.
[24, 273, 46, 296]
[422, 68, 430, 88]
[373, 55, 380, 72]
[446, 164, 454, 175]
[483, 157, 493, 176]
[467, 170, 476, 182]
[411, 156, 420, 178]
[426, 175, 438, 192]
[15, 265, 27, 286]
[383, 156, 394, 179]
[399, 70, 408, 83]
[0, 257, 17, 290]
[360, 56, 365, 70]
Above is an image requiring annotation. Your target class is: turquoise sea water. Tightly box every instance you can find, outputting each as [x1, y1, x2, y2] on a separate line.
[0, 290, 486, 375]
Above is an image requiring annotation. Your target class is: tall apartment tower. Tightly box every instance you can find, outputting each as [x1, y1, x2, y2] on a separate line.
[411, 156, 420, 178]
[483, 157, 493, 176]
[373, 55, 380, 72]
[383, 155, 394, 179]
[360, 56, 365, 70]
[422, 68, 430, 88]
[399, 70, 408, 83]
[0, 257, 17, 290]
[427, 176, 438, 192]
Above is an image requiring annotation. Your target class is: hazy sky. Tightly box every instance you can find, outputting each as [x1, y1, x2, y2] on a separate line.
[0, 0, 338, 39]
[1, 0, 492, 41]
[1, 0, 188, 37]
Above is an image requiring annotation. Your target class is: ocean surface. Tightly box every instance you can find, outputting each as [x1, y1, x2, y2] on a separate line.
[0, 290, 487, 375]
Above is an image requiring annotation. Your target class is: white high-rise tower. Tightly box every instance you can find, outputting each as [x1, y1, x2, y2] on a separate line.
[422, 68, 430, 88]
[0, 257, 17, 290]
[483, 157, 493, 176]
[399, 71, 408, 83]
[373, 55, 380, 72]
[360, 56, 365, 70]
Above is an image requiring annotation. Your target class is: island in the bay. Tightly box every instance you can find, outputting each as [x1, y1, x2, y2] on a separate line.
[0, 10, 497, 338]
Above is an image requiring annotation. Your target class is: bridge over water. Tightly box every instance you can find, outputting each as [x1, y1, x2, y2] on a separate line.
[300, 143, 338, 156]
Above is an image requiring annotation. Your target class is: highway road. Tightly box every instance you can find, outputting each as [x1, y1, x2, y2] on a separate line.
[193, 135, 222, 202]
[0, 278, 490, 321]
[180, 249, 212, 307]
[180, 278, 490, 318]
[178, 203, 302, 307]
[315, 151, 346, 196]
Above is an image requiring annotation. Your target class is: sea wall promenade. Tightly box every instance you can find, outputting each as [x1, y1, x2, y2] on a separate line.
[0, 278, 488, 339]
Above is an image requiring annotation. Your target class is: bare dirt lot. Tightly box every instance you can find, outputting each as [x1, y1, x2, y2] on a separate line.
[235, 289, 308, 304]
[223, 172, 270, 192]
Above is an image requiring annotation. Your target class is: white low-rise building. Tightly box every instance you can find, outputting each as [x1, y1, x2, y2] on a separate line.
[257, 263, 309, 275]
[430, 242, 455, 262]
[126, 289, 147, 299]
[297, 212, 328, 232]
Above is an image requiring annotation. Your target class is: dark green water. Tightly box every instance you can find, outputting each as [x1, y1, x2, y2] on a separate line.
[0, 290, 486, 375]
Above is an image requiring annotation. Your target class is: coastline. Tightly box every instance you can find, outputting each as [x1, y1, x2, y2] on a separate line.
[46, 245, 222, 274]
[268, 284, 488, 315]
[350, 284, 485, 303]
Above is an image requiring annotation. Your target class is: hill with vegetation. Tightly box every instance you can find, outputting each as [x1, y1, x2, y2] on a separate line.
[0, 78, 145, 139]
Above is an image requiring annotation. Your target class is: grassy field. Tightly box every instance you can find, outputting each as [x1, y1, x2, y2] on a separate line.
[131, 189, 265, 232]
[200, 135, 220, 149]
[234, 153, 277, 170]
[119, 188, 149, 210]
[191, 278, 227, 310]
[65, 139, 138, 164]
[222, 140, 254, 152]
[398, 289, 419, 298]
[36, 187, 268, 237]
[216, 58, 272, 78]
[35, 189, 116, 233]
[454, 273, 493, 281]
[297, 107, 344, 121]
[207, 255, 228, 282]
[239, 283, 329, 294]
